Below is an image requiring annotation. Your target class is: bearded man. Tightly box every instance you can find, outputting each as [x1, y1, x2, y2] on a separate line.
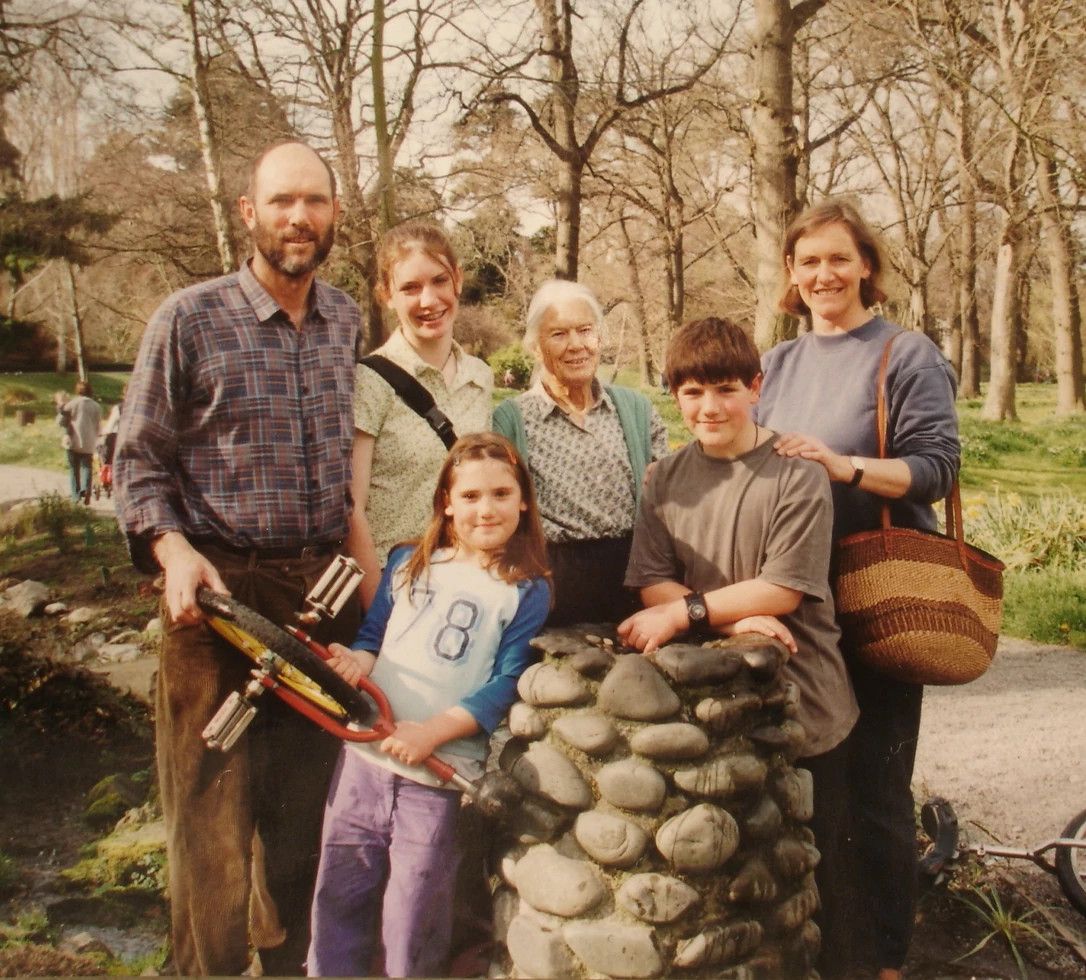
[114, 141, 362, 976]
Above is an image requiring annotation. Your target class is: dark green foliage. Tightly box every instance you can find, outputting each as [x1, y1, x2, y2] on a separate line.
[488, 344, 534, 388]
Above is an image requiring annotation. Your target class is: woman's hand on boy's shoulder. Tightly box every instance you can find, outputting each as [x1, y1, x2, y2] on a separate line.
[617, 600, 688, 655]
[326, 644, 376, 685]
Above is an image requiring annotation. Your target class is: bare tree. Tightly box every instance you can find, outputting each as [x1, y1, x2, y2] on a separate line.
[748, 0, 827, 349]
[181, 0, 236, 273]
[466, 0, 731, 280]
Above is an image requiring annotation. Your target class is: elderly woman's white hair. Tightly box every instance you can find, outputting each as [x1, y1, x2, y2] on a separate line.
[524, 279, 606, 352]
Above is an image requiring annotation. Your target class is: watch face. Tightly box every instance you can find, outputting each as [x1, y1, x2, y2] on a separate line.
[687, 597, 707, 622]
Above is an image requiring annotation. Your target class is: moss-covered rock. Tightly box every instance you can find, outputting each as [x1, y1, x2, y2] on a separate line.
[83, 773, 145, 829]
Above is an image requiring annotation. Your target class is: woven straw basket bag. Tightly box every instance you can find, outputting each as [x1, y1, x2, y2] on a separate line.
[832, 334, 1005, 685]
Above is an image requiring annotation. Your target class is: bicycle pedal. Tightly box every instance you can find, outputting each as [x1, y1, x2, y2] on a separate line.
[298, 554, 364, 624]
[203, 691, 259, 751]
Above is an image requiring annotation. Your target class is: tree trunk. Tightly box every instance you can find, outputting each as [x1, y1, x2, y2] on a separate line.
[619, 215, 653, 386]
[182, 0, 237, 275]
[371, 0, 396, 234]
[982, 224, 1019, 421]
[535, 0, 582, 280]
[555, 161, 582, 280]
[750, 0, 812, 350]
[958, 185, 981, 397]
[1033, 146, 1085, 414]
[64, 260, 87, 382]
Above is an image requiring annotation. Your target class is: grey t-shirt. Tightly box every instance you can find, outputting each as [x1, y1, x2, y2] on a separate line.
[625, 438, 858, 757]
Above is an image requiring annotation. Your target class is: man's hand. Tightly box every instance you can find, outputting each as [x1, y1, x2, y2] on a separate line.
[618, 599, 688, 654]
[153, 531, 229, 626]
[720, 615, 797, 656]
[381, 721, 439, 766]
[326, 645, 376, 685]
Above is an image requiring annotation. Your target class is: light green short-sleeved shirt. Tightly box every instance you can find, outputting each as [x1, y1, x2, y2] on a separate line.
[355, 329, 493, 565]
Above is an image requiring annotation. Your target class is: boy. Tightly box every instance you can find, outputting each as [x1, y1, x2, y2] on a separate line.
[618, 316, 857, 976]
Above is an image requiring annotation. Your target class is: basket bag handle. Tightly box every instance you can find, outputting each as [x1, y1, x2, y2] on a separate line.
[874, 333, 967, 556]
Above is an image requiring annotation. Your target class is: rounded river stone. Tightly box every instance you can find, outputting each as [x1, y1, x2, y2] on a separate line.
[596, 654, 680, 720]
[629, 722, 710, 759]
[552, 712, 619, 755]
[772, 766, 814, 821]
[672, 920, 763, 969]
[561, 920, 662, 978]
[596, 758, 667, 812]
[567, 646, 614, 678]
[655, 803, 739, 871]
[506, 914, 578, 978]
[673, 754, 767, 799]
[573, 810, 649, 868]
[616, 873, 700, 923]
[651, 643, 743, 685]
[517, 662, 591, 707]
[508, 702, 546, 740]
[510, 742, 594, 809]
[694, 692, 763, 732]
[515, 844, 607, 917]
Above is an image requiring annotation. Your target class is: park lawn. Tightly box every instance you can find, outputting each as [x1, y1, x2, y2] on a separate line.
[4, 371, 1082, 647]
[0, 372, 127, 468]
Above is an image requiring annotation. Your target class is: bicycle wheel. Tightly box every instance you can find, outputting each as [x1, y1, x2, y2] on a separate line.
[196, 587, 375, 727]
[1055, 807, 1086, 917]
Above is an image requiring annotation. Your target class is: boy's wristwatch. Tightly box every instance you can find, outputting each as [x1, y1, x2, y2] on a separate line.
[684, 592, 709, 630]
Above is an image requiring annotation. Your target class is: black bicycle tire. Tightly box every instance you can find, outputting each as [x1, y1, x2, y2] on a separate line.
[196, 587, 375, 727]
[1055, 807, 1086, 917]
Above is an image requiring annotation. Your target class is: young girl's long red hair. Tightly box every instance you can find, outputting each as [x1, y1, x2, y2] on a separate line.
[401, 432, 551, 596]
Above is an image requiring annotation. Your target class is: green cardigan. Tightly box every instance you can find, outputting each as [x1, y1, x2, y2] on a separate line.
[492, 384, 654, 505]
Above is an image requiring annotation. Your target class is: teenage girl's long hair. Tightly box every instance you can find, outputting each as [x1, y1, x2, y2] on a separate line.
[401, 432, 552, 598]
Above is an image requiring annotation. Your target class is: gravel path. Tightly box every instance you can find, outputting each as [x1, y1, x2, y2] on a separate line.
[0, 464, 116, 515]
[914, 635, 1086, 848]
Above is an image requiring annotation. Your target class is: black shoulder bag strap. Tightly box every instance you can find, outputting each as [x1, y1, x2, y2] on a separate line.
[360, 354, 458, 449]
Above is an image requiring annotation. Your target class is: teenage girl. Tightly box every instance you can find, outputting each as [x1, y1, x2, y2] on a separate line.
[307, 432, 551, 978]
[348, 220, 493, 608]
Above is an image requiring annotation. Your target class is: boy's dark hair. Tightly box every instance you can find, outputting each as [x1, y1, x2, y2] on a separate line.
[665, 317, 761, 390]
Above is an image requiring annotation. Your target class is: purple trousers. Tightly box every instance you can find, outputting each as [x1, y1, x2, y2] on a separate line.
[307, 749, 462, 978]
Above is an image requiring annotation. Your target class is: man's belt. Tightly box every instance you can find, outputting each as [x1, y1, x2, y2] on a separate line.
[192, 537, 342, 561]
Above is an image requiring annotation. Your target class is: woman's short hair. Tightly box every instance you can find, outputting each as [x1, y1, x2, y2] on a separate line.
[375, 219, 461, 305]
[524, 279, 605, 351]
[778, 198, 889, 316]
[75, 380, 92, 397]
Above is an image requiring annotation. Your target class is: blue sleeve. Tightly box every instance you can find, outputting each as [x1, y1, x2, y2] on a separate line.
[352, 546, 412, 652]
[888, 344, 960, 505]
[459, 576, 550, 734]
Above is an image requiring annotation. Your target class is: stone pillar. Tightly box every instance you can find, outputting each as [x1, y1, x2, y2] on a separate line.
[490, 628, 821, 978]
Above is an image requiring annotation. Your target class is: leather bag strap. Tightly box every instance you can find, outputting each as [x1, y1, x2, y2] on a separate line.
[360, 354, 458, 450]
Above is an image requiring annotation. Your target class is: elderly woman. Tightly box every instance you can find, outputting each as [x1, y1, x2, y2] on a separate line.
[754, 199, 960, 980]
[493, 279, 668, 625]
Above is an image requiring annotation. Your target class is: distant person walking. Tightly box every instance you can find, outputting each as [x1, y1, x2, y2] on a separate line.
[55, 380, 101, 504]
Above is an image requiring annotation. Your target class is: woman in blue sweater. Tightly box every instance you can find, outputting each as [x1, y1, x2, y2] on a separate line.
[754, 199, 960, 980]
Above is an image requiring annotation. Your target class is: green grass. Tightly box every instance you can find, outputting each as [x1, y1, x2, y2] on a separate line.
[7, 371, 1084, 648]
[0, 371, 127, 469]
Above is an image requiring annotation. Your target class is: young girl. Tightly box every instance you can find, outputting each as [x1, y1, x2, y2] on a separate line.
[348, 220, 494, 608]
[307, 432, 551, 978]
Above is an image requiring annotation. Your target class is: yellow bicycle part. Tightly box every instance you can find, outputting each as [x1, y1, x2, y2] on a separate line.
[206, 615, 348, 719]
